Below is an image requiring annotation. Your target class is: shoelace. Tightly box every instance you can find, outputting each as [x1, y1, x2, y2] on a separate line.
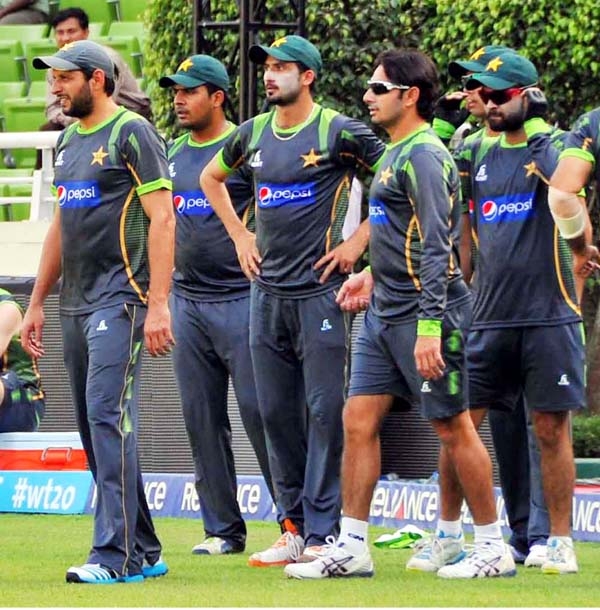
[274, 531, 303, 561]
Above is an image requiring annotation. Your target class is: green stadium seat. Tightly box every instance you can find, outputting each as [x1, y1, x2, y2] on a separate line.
[2, 97, 47, 168]
[0, 40, 26, 82]
[22, 39, 58, 83]
[95, 35, 142, 77]
[0, 81, 27, 111]
[108, 20, 145, 43]
[108, 0, 147, 22]
[0, 24, 48, 43]
[59, 0, 114, 27]
[88, 21, 108, 38]
[0, 169, 33, 221]
[27, 80, 47, 97]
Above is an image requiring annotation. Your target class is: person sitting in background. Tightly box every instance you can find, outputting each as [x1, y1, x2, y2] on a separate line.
[42, 6, 152, 129]
[0, 287, 45, 433]
[0, 0, 48, 24]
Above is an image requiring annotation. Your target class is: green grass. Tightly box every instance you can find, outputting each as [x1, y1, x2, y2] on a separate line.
[2, 514, 599, 607]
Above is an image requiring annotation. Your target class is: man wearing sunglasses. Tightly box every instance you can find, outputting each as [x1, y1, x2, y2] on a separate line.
[439, 46, 553, 572]
[201, 35, 385, 567]
[284, 48, 513, 580]
[440, 52, 584, 575]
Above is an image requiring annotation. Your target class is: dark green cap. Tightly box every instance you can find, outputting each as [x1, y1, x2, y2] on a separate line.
[249, 35, 322, 75]
[159, 54, 229, 91]
[466, 52, 538, 90]
[448, 45, 514, 79]
[33, 39, 115, 79]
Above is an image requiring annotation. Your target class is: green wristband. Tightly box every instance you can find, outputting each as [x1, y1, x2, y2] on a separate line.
[417, 319, 442, 337]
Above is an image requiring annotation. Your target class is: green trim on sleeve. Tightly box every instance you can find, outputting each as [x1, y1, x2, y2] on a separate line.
[216, 149, 233, 174]
[136, 177, 172, 196]
[363, 265, 371, 273]
[417, 319, 442, 337]
[432, 117, 457, 141]
[558, 148, 595, 165]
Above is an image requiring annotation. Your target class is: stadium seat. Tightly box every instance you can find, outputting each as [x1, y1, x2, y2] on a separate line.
[27, 80, 47, 97]
[108, 0, 147, 22]
[107, 20, 146, 43]
[22, 40, 58, 83]
[0, 81, 27, 111]
[0, 24, 48, 43]
[95, 35, 142, 77]
[59, 0, 114, 27]
[0, 169, 33, 221]
[0, 41, 26, 82]
[2, 97, 47, 168]
[88, 21, 108, 38]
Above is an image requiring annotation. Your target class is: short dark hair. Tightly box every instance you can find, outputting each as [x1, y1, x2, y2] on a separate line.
[297, 61, 316, 93]
[52, 7, 89, 30]
[82, 69, 116, 96]
[374, 49, 439, 121]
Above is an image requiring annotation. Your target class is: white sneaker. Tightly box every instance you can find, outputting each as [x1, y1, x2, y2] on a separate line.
[437, 543, 517, 579]
[296, 543, 329, 563]
[192, 537, 243, 555]
[524, 544, 547, 568]
[248, 531, 304, 567]
[406, 532, 466, 572]
[541, 537, 578, 574]
[284, 539, 374, 579]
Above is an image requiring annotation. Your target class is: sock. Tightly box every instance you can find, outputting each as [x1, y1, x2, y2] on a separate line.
[436, 519, 462, 538]
[338, 516, 369, 554]
[474, 521, 504, 553]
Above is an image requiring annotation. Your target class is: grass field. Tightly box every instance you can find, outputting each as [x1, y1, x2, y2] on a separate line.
[2, 513, 599, 607]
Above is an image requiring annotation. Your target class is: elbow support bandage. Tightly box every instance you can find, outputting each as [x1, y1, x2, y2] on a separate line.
[548, 186, 586, 239]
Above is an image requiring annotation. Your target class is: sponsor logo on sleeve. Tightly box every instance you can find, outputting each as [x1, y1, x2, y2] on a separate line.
[56, 181, 101, 209]
[256, 182, 316, 208]
[172, 191, 213, 216]
[479, 192, 534, 223]
[369, 198, 389, 225]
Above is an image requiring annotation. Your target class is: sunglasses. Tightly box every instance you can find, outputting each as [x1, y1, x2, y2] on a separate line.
[460, 74, 474, 89]
[367, 80, 410, 95]
[478, 86, 524, 105]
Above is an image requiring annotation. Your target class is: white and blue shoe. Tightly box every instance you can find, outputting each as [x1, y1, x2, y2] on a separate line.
[65, 563, 144, 584]
[406, 532, 466, 572]
[192, 536, 243, 555]
[142, 555, 168, 578]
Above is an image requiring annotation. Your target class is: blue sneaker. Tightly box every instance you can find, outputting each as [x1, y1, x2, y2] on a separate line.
[142, 556, 168, 578]
[65, 563, 144, 584]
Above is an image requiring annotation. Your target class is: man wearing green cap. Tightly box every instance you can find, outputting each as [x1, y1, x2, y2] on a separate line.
[428, 45, 552, 572]
[158, 55, 276, 556]
[201, 34, 384, 567]
[21, 39, 174, 584]
[436, 51, 584, 576]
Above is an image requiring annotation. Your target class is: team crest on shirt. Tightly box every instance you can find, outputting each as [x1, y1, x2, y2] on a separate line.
[300, 148, 322, 168]
[91, 146, 109, 166]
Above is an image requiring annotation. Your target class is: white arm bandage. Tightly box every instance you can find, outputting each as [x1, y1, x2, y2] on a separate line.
[548, 186, 586, 239]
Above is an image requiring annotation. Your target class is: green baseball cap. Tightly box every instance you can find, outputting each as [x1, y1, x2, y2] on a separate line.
[448, 45, 515, 79]
[465, 52, 538, 90]
[159, 54, 229, 91]
[249, 34, 322, 75]
[32, 39, 115, 79]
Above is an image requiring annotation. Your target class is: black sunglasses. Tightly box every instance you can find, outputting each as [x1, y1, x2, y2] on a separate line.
[478, 86, 524, 106]
[367, 80, 411, 95]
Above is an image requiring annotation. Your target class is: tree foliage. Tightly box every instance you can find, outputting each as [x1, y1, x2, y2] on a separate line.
[145, 0, 600, 136]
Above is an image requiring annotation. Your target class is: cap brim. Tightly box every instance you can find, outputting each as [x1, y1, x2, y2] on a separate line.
[468, 74, 518, 90]
[249, 44, 298, 65]
[448, 59, 483, 79]
[158, 74, 208, 89]
[32, 56, 80, 71]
